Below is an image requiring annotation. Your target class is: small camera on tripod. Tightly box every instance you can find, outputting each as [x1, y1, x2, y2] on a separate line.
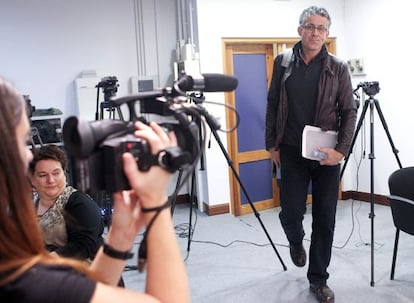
[357, 81, 380, 97]
[96, 76, 119, 101]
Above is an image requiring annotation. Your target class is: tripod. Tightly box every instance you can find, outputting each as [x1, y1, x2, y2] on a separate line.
[94, 77, 124, 228]
[95, 77, 124, 121]
[123, 90, 286, 271]
[175, 93, 207, 254]
[340, 87, 402, 286]
[169, 166, 198, 254]
[194, 104, 287, 271]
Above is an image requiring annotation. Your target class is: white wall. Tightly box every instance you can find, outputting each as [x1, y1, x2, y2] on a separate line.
[343, 0, 414, 195]
[196, 0, 349, 207]
[2, 0, 412, 209]
[0, 0, 177, 120]
[196, 0, 414, 207]
[0, 0, 187, 195]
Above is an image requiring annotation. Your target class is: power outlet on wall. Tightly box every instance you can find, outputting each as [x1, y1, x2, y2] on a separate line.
[347, 58, 365, 76]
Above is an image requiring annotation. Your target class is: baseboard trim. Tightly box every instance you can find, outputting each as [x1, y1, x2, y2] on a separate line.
[174, 194, 230, 216]
[203, 202, 230, 216]
[341, 190, 390, 206]
[178, 191, 390, 217]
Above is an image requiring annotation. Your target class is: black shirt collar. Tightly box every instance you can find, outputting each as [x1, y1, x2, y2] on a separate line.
[293, 41, 328, 65]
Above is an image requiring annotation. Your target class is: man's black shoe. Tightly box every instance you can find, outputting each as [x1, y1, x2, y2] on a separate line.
[309, 283, 335, 303]
[289, 243, 306, 267]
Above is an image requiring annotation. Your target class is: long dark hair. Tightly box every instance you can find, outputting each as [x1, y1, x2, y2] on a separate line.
[0, 78, 91, 286]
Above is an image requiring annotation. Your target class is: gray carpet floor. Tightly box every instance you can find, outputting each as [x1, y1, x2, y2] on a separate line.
[122, 199, 414, 302]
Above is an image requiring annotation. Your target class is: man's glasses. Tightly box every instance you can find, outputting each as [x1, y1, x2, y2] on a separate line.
[302, 24, 328, 34]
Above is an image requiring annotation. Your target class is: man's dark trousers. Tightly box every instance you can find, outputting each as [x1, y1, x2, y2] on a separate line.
[279, 144, 340, 284]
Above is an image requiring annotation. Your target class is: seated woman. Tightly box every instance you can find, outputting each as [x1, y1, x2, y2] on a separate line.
[29, 144, 104, 261]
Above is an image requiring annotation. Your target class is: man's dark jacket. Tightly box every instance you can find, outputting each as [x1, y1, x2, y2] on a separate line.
[265, 42, 357, 157]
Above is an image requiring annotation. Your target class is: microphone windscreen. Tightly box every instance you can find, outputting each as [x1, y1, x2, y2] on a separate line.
[202, 73, 238, 92]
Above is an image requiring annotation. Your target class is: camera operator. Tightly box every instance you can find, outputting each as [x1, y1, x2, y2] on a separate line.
[0, 77, 190, 303]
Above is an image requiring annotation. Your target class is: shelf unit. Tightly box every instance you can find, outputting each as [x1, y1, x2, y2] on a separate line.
[30, 114, 63, 146]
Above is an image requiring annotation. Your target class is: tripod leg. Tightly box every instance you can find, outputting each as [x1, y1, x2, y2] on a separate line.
[368, 100, 375, 287]
[373, 99, 403, 169]
[366, 98, 403, 286]
[100, 104, 104, 120]
[170, 169, 184, 216]
[336, 98, 375, 286]
[209, 127, 287, 270]
[187, 169, 197, 253]
[184, 116, 204, 254]
[340, 99, 370, 180]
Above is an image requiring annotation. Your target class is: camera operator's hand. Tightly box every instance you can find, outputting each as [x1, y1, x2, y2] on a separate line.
[91, 121, 179, 280]
[108, 121, 176, 240]
[108, 190, 145, 251]
[123, 121, 177, 209]
[110, 121, 189, 302]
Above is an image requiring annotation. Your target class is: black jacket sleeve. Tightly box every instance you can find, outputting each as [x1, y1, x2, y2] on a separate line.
[55, 191, 104, 259]
[265, 54, 284, 150]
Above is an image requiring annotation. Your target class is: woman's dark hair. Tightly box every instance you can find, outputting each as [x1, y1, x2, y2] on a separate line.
[0, 77, 47, 285]
[0, 78, 92, 286]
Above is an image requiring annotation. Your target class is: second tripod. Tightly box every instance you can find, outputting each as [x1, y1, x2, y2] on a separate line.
[94, 76, 123, 228]
[340, 81, 402, 286]
[95, 76, 124, 121]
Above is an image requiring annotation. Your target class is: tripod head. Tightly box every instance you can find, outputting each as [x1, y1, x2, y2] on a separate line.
[96, 76, 119, 102]
[95, 76, 123, 121]
[356, 81, 380, 98]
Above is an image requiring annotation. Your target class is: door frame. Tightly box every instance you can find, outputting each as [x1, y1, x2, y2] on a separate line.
[222, 38, 336, 215]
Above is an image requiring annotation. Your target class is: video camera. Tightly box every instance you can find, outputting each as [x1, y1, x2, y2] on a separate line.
[356, 81, 380, 97]
[96, 76, 119, 101]
[63, 73, 238, 193]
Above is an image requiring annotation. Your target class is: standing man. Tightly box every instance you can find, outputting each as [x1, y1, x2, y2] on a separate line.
[265, 6, 356, 303]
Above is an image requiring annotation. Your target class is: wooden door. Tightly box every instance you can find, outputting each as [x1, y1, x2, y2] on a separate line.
[222, 38, 336, 216]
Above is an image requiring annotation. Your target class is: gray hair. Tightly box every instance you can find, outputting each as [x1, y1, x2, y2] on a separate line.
[299, 6, 331, 29]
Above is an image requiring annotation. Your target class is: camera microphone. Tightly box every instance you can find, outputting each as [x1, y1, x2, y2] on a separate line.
[176, 73, 238, 92]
